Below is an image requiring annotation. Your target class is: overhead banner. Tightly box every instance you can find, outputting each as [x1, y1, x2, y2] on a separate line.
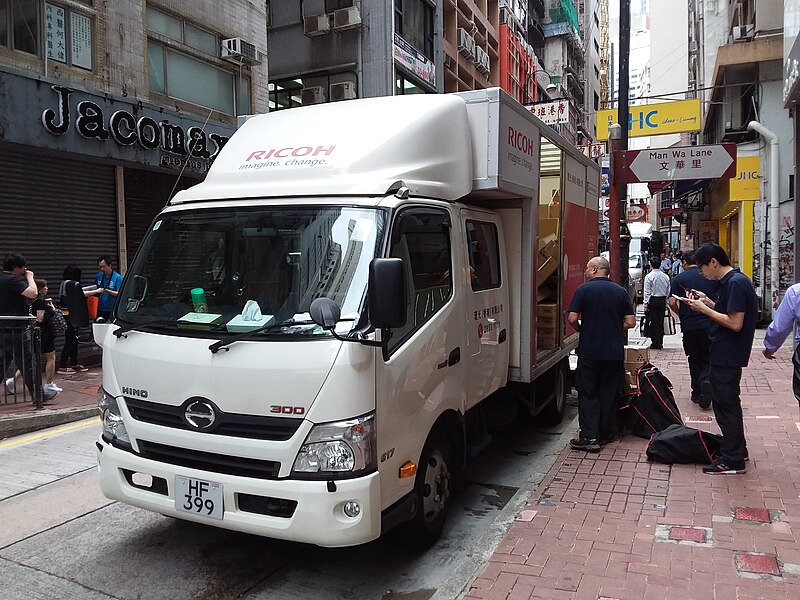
[729, 155, 761, 201]
[596, 99, 702, 140]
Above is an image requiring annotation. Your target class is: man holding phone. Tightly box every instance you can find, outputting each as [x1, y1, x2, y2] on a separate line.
[682, 243, 757, 475]
[669, 250, 718, 409]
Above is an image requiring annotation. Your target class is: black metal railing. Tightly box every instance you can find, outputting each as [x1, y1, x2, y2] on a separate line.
[1, 316, 44, 409]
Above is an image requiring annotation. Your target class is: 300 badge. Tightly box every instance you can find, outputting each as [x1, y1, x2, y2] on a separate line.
[270, 405, 305, 415]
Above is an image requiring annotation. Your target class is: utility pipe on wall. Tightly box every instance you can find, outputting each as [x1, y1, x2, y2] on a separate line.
[747, 121, 780, 315]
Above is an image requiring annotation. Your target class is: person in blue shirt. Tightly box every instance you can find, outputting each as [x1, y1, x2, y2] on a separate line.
[763, 281, 800, 415]
[668, 250, 718, 409]
[567, 256, 636, 452]
[91, 255, 123, 320]
[683, 243, 757, 475]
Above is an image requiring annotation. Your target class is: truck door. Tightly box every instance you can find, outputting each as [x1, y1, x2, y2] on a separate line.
[375, 207, 465, 509]
[461, 210, 509, 408]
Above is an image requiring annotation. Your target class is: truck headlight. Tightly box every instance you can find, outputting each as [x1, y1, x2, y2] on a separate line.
[292, 413, 376, 478]
[97, 387, 130, 446]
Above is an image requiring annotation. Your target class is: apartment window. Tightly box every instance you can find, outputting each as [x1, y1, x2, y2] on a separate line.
[0, 0, 39, 55]
[147, 8, 250, 116]
[395, 73, 428, 95]
[394, 0, 434, 59]
[269, 78, 303, 111]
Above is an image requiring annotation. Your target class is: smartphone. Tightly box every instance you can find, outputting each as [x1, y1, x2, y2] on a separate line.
[671, 294, 686, 302]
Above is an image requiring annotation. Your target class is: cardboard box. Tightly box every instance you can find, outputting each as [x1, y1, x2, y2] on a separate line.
[623, 369, 638, 394]
[537, 302, 559, 319]
[537, 240, 560, 283]
[624, 342, 650, 365]
[543, 204, 561, 219]
[538, 218, 559, 244]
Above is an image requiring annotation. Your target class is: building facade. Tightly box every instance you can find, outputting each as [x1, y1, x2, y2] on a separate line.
[0, 0, 268, 284]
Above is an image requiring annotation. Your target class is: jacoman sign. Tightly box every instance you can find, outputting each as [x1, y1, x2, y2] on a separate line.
[41, 85, 230, 167]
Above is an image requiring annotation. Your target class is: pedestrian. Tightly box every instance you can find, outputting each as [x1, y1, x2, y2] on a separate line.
[58, 265, 89, 374]
[659, 252, 672, 274]
[31, 279, 62, 394]
[90, 255, 123, 320]
[683, 242, 757, 475]
[567, 256, 636, 452]
[669, 250, 718, 408]
[762, 281, 800, 416]
[643, 256, 670, 349]
[0, 254, 58, 403]
[671, 251, 684, 277]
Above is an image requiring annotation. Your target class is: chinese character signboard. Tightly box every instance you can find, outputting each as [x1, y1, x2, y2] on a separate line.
[699, 220, 718, 244]
[596, 99, 702, 140]
[392, 33, 435, 87]
[619, 144, 736, 183]
[71, 12, 93, 70]
[581, 143, 606, 159]
[45, 3, 67, 63]
[729, 155, 760, 201]
[626, 204, 649, 223]
[529, 100, 570, 126]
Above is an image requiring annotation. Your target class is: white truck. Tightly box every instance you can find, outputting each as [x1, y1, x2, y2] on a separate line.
[94, 88, 600, 548]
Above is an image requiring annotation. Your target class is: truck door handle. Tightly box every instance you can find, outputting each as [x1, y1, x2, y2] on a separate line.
[448, 347, 461, 366]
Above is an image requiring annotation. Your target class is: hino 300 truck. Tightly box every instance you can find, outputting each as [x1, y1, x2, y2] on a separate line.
[94, 88, 600, 548]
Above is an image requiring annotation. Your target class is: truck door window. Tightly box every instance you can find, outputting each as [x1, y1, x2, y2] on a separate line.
[387, 209, 452, 353]
[465, 220, 501, 291]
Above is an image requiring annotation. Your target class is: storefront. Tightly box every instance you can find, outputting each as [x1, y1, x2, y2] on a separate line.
[0, 66, 234, 286]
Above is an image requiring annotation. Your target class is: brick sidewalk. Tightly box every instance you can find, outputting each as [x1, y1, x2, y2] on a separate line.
[466, 346, 800, 599]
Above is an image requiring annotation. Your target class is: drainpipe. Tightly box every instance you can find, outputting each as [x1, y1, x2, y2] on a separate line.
[747, 121, 780, 316]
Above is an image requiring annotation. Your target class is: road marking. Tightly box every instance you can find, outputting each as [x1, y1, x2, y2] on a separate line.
[755, 415, 780, 420]
[0, 417, 100, 449]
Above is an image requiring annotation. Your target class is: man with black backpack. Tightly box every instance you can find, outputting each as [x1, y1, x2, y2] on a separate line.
[567, 256, 636, 452]
[683, 243, 757, 475]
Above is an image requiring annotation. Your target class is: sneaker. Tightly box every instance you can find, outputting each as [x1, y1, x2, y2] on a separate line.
[570, 437, 601, 452]
[72, 365, 89, 372]
[44, 383, 63, 393]
[4, 377, 16, 395]
[699, 381, 713, 409]
[57, 367, 75, 375]
[41, 389, 59, 404]
[703, 459, 746, 475]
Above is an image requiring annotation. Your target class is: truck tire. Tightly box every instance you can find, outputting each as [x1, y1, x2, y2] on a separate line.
[538, 360, 568, 425]
[394, 432, 452, 549]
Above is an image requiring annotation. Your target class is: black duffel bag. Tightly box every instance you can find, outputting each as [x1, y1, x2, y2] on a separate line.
[620, 362, 683, 438]
[646, 424, 722, 464]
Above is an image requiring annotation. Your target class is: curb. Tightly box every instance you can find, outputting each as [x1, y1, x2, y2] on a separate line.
[0, 405, 98, 440]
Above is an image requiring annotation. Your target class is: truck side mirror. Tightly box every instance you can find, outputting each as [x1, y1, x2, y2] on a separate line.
[368, 258, 406, 329]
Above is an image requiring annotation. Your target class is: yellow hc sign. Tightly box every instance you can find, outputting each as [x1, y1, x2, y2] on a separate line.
[595, 99, 702, 141]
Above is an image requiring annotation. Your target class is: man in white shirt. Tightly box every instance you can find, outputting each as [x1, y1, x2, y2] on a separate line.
[644, 256, 671, 349]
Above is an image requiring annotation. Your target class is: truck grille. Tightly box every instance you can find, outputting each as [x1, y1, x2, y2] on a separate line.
[125, 397, 303, 441]
[136, 440, 281, 480]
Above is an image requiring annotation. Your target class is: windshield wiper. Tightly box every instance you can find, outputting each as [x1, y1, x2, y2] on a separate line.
[113, 318, 176, 338]
[208, 317, 355, 354]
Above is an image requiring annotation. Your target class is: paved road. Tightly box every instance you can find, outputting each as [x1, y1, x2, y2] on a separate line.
[0, 407, 576, 600]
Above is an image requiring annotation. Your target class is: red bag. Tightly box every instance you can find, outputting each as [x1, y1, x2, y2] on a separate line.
[87, 295, 98, 320]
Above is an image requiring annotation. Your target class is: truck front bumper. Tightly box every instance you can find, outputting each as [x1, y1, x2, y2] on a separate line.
[96, 436, 381, 547]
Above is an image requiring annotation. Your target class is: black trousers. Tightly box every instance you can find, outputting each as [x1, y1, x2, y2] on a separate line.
[646, 297, 666, 348]
[575, 358, 623, 440]
[793, 345, 800, 408]
[710, 365, 746, 465]
[59, 322, 79, 368]
[682, 328, 710, 401]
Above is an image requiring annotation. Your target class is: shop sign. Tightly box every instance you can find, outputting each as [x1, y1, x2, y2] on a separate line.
[42, 85, 229, 167]
[393, 33, 435, 87]
[699, 220, 718, 244]
[580, 142, 606, 158]
[596, 99, 702, 141]
[626, 204, 648, 222]
[529, 100, 570, 126]
[730, 155, 761, 201]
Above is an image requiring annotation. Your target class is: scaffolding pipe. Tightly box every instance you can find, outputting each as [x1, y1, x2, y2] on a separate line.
[747, 121, 780, 315]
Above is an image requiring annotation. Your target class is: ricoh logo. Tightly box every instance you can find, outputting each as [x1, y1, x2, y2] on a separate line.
[122, 387, 149, 398]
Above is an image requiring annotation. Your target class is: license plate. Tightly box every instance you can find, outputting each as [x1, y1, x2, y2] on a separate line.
[175, 476, 223, 520]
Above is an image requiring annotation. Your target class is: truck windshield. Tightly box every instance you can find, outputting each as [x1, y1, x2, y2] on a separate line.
[116, 206, 385, 337]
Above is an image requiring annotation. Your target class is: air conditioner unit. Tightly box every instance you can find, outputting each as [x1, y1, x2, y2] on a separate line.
[333, 6, 361, 31]
[301, 86, 326, 105]
[457, 28, 475, 59]
[732, 24, 754, 42]
[304, 13, 330, 37]
[444, 53, 453, 68]
[330, 81, 356, 101]
[221, 38, 261, 64]
[474, 47, 489, 74]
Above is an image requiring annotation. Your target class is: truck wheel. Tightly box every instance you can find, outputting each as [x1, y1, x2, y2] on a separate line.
[538, 361, 568, 425]
[395, 433, 452, 549]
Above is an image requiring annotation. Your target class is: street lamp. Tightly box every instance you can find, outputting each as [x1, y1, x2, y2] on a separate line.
[535, 69, 559, 95]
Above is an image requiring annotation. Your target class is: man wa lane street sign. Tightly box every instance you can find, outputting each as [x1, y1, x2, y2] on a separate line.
[618, 143, 737, 183]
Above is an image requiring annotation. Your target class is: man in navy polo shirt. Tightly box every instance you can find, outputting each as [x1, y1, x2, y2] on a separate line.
[684, 242, 757, 475]
[567, 256, 636, 452]
[668, 250, 718, 409]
